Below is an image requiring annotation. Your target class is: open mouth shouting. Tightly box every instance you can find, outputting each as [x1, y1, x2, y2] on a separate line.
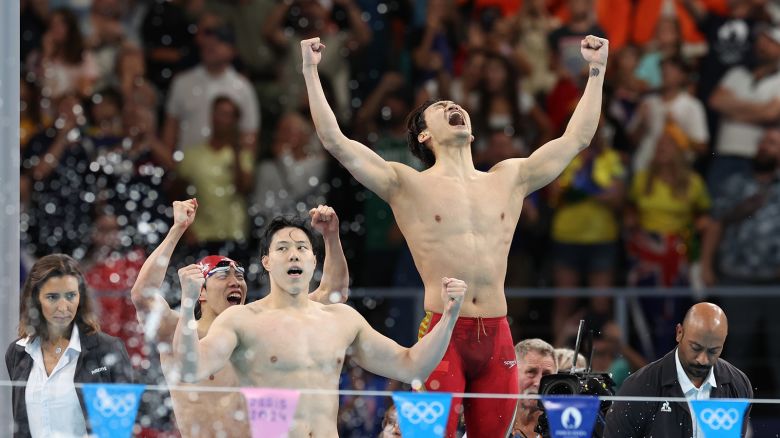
[287, 266, 304, 278]
[448, 110, 466, 127]
[226, 290, 243, 305]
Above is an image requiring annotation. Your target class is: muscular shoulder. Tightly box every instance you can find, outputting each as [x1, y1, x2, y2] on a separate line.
[320, 302, 360, 317]
[321, 303, 366, 326]
[218, 304, 254, 325]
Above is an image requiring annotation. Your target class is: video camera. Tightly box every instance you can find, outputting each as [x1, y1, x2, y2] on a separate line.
[535, 320, 616, 438]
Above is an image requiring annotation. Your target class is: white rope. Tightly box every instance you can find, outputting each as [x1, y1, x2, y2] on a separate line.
[0, 380, 776, 404]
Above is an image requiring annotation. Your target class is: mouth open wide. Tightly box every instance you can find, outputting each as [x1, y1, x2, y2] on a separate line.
[226, 291, 242, 305]
[287, 267, 304, 278]
[448, 111, 465, 126]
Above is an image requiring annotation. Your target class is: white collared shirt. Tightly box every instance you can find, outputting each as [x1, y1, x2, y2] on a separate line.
[18, 325, 88, 437]
[675, 348, 717, 438]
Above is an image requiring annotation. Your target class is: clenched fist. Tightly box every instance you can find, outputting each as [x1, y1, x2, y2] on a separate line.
[440, 277, 466, 317]
[172, 199, 198, 230]
[310, 204, 340, 236]
[301, 37, 326, 68]
[178, 264, 205, 306]
[580, 35, 609, 68]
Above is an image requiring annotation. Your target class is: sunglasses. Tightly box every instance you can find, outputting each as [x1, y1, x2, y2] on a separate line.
[206, 260, 245, 278]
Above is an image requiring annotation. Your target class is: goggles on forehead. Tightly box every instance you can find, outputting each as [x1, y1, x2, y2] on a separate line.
[206, 260, 245, 278]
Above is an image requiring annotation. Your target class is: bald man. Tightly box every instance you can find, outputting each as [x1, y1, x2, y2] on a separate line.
[604, 303, 753, 437]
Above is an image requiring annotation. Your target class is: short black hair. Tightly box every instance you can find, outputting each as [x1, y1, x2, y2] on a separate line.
[260, 215, 318, 260]
[405, 99, 440, 168]
[212, 95, 242, 119]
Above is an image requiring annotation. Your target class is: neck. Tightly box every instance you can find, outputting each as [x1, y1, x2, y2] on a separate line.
[569, 15, 591, 31]
[690, 376, 704, 388]
[267, 283, 311, 309]
[204, 63, 228, 76]
[661, 87, 681, 99]
[197, 306, 217, 335]
[209, 136, 233, 149]
[430, 140, 476, 176]
[45, 324, 71, 342]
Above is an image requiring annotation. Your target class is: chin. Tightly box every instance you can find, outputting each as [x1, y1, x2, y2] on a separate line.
[287, 286, 306, 296]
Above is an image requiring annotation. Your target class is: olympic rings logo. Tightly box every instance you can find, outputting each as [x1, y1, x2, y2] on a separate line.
[699, 408, 740, 430]
[399, 400, 446, 425]
[92, 388, 138, 418]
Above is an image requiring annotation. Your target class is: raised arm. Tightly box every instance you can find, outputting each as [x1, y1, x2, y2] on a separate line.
[308, 205, 349, 304]
[301, 38, 403, 201]
[130, 199, 197, 343]
[350, 278, 465, 383]
[510, 36, 608, 194]
[173, 264, 239, 383]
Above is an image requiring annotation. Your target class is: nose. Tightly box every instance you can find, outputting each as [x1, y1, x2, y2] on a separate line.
[56, 300, 69, 312]
[695, 352, 709, 366]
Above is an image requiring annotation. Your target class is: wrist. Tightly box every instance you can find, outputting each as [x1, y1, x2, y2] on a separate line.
[168, 224, 188, 240]
[181, 296, 199, 312]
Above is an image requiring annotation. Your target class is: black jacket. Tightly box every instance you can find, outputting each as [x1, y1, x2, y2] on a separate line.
[5, 325, 136, 438]
[604, 349, 753, 438]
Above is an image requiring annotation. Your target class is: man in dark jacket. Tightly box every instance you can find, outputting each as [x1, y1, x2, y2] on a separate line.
[604, 302, 752, 437]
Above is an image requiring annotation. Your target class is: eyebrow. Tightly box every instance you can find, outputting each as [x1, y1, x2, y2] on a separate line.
[275, 240, 309, 245]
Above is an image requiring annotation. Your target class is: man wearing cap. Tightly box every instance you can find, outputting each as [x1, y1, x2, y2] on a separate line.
[604, 302, 753, 437]
[162, 12, 259, 154]
[130, 199, 348, 437]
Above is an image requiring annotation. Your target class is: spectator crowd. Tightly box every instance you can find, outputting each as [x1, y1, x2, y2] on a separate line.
[18, 0, 780, 435]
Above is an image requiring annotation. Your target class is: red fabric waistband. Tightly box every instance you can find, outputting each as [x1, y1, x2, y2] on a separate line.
[428, 312, 507, 327]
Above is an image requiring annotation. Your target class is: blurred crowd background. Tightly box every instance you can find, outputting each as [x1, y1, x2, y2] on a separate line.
[18, 0, 780, 435]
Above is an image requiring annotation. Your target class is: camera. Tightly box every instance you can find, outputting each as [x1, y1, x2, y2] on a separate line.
[534, 321, 616, 438]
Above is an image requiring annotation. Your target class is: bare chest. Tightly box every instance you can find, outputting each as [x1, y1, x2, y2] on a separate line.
[393, 174, 523, 235]
[234, 312, 351, 376]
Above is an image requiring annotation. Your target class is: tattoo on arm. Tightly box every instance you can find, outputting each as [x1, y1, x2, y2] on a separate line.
[590, 67, 600, 77]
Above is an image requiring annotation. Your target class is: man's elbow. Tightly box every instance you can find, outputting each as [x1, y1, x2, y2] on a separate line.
[130, 287, 147, 310]
[318, 130, 344, 152]
[562, 132, 591, 151]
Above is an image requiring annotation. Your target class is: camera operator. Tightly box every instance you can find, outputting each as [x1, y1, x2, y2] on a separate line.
[604, 302, 753, 437]
[511, 339, 558, 438]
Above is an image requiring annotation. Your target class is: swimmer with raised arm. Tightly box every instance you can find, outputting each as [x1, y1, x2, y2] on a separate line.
[301, 34, 609, 437]
[130, 200, 349, 437]
[173, 214, 466, 437]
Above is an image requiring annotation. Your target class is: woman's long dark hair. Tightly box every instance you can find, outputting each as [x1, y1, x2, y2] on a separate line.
[51, 8, 86, 65]
[18, 253, 100, 341]
[474, 52, 524, 137]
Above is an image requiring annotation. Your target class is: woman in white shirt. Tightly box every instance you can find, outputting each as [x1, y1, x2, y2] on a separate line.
[6, 253, 135, 437]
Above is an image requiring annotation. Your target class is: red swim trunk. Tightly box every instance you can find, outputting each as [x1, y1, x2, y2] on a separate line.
[419, 312, 519, 438]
